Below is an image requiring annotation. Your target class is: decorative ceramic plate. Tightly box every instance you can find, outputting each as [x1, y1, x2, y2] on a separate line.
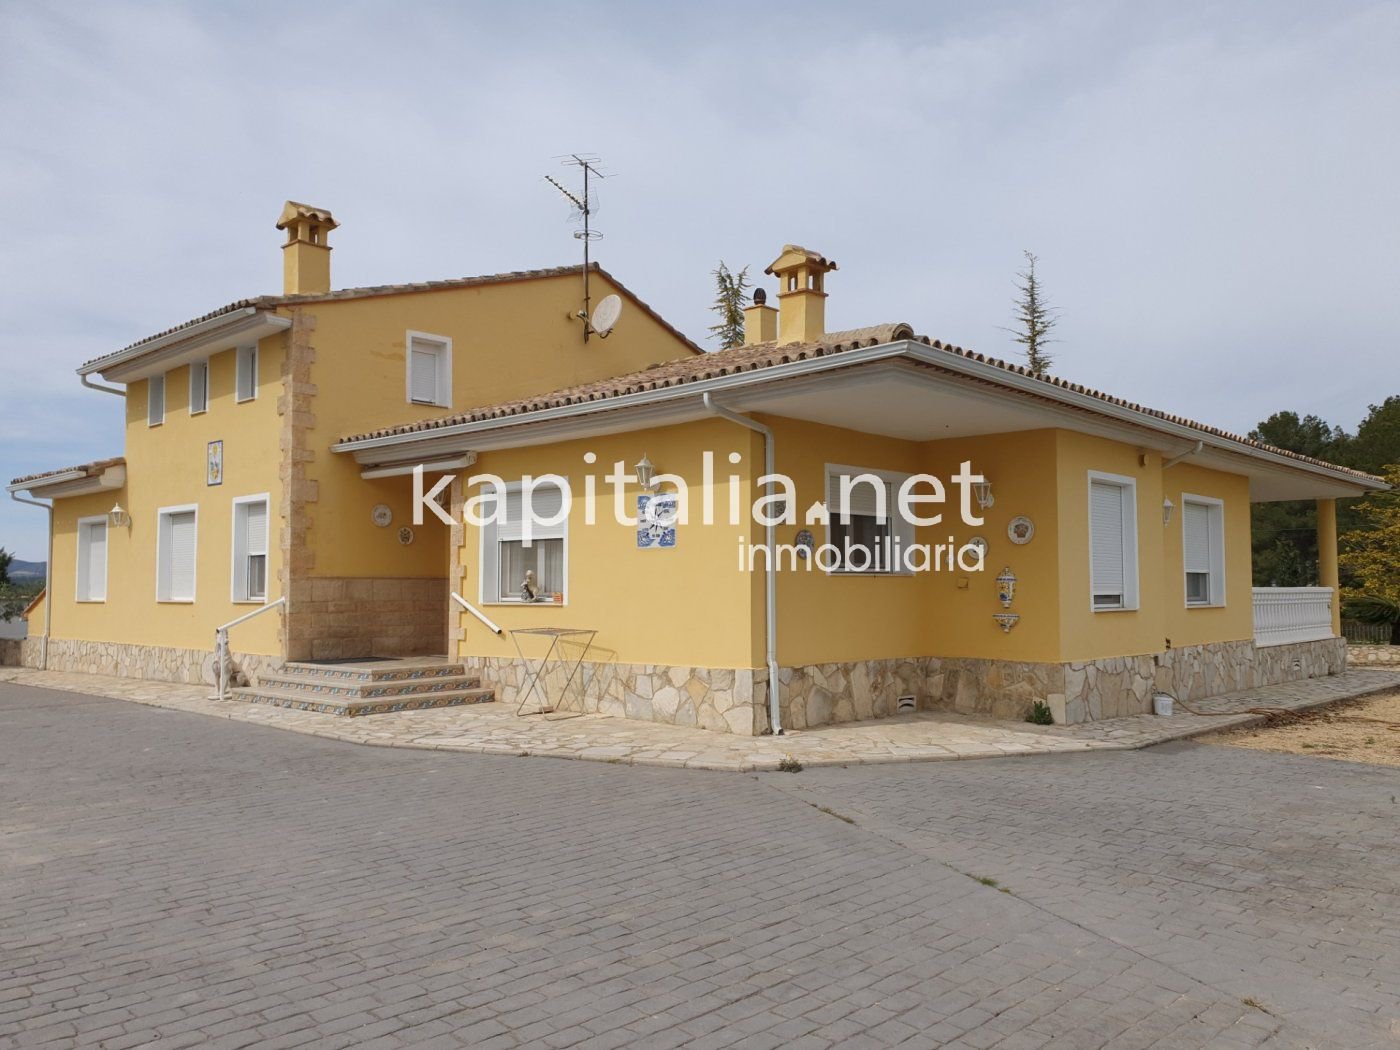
[372, 503, 393, 527]
[1007, 516, 1035, 545]
[966, 535, 988, 555]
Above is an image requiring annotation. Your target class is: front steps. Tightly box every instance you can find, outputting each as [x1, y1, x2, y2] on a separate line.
[230, 658, 494, 716]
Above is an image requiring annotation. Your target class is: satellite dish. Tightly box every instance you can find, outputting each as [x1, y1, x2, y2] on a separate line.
[590, 294, 622, 337]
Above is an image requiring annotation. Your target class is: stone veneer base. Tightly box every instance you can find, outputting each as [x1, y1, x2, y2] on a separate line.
[468, 637, 1350, 735]
[14, 637, 281, 688]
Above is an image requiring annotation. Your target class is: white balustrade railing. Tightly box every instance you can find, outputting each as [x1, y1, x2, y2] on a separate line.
[1253, 587, 1335, 647]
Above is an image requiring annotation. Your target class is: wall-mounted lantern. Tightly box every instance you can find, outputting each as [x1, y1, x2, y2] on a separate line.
[108, 502, 130, 529]
[996, 566, 1018, 608]
[635, 454, 656, 491]
[974, 479, 995, 510]
[1162, 497, 1174, 526]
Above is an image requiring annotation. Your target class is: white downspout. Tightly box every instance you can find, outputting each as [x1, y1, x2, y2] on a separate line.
[1162, 441, 1204, 470]
[8, 491, 52, 670]
[702, 392, 783, 735]
[80, 373, 126, 397]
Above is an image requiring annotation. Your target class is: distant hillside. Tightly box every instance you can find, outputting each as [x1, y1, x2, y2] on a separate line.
[7, 560, 46, 582]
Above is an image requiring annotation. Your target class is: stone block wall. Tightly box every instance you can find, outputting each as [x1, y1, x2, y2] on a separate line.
[1349, 644, 1399, 667]
[285, 577, 447, 661]
[463, 655, 764, 735]
[16, 637, 280, 686]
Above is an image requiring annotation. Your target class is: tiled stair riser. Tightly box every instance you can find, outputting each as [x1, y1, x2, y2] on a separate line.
[274, 662, 467, 683]
[251, 674, 480, 699]
[233, 689, 493, 717]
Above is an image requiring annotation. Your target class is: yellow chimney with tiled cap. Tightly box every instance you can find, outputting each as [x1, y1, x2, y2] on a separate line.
[276, 201, 338, 296]
[765, 244, 836, 344]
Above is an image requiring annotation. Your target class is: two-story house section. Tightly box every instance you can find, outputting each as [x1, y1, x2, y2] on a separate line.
[10, 202, 701, 683]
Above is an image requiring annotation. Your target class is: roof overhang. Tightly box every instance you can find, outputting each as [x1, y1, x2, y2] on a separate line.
[334, 340, 1385, 502]
[7, 461, 126, 500]
[79, 307, 291, 383]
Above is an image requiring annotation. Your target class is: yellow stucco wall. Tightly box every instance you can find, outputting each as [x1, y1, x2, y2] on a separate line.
[450, 420, 1258, 672]
[1054, 432, 1253, 661]
[454, 419, 762, 669]
[47, 334, 285, 655]
[298, 272, 698, 580]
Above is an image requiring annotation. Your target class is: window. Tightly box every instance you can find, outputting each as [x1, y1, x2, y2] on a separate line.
[1182, 494, 1225, 607]
[189, 359, 209, 414]
[236, 344, 258, 402]
[75, 516, 108, 602]
[406, 331, 452, 408]
[1088, 472, 1139, 611]
[147, 374, 165, 425]
[480, 481, 567, 603]
[156, 505, 198, 602]
[824, 465, 916, 575]
[231, 495, 270, 602]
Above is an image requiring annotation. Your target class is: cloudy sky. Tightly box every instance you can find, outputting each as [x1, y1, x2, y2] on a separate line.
[2, 1, 1397, 560]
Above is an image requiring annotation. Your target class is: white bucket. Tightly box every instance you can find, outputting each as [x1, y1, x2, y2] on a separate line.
[1152, 694, 1174, 717]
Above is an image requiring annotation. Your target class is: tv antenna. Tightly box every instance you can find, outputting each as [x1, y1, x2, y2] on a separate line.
[544, 154, 620, 342]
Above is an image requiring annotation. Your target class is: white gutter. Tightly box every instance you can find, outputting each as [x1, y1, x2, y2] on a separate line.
[334, 339, 1379, 492]
[7, 490, 52, 670]
[702, 392, 782, 736]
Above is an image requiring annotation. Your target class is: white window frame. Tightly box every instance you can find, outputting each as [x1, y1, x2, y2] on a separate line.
[75, 515, 108, 603]
[405, 330, 453, 409]
[189, 359, 209, 415]
[478, 480, 569, 605]
[147, 373, 166, 426]
[230, 493, 271, 604]
[823, 462, 917, 577]
[1087, 470, 1139, 612]
[155, 503, 199, 603]
[235, 344, 258, 403]
[1181, 493, 1226, 608]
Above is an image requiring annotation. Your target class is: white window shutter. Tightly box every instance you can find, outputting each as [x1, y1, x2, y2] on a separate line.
[190, 360, 208, 413]
[831, 472, 890, 519]
[148, 375, 165, 424]
[497, 484, 565, 542]
[1183, 502, 1211, 575]
[1090, 481, 1125, 598]
[410, 346, 439, 403]
[236, 346, 258, 401]
[246, 500, 268, 556]
[168, 511, 196, 600]
[87, 523, 106, 601]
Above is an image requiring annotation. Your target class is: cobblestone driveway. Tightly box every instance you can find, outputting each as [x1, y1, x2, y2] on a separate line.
[3, 681, 1395, 1048]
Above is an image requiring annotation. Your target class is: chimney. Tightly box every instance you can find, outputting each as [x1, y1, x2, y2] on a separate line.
[742, 287, 778, 345]
[276, 201, 339, 295]
[764, 244, 837, 344]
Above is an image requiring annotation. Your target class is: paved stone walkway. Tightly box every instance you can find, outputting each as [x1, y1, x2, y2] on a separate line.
[8, 678, 1394, 1047]
[0, 666, 1396, 771]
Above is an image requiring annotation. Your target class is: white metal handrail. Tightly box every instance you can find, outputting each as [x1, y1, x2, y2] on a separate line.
[451, 591, 503, 635]
[214, 597, 286, 700]
[1253, 587, 1334, 648]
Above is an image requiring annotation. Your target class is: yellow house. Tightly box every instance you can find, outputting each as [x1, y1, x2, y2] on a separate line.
[9, 210, 1387, 735]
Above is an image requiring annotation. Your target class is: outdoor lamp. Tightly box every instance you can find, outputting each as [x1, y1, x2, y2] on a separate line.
[973, 479, 995, 510]
[635, 454, 656, 491]
[108, 502, 130, 528]
[1162, 498, 1174, 526]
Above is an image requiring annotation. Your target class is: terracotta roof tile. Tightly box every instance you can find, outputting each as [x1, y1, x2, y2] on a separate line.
[10, 457, 125, 487]
[81, 263, 701, 372]
[336, 329, 1384, 486]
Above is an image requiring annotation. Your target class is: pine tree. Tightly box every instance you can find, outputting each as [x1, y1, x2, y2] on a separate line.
[1003, 251, 1058, 376]
[708, 262, 750, 350]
